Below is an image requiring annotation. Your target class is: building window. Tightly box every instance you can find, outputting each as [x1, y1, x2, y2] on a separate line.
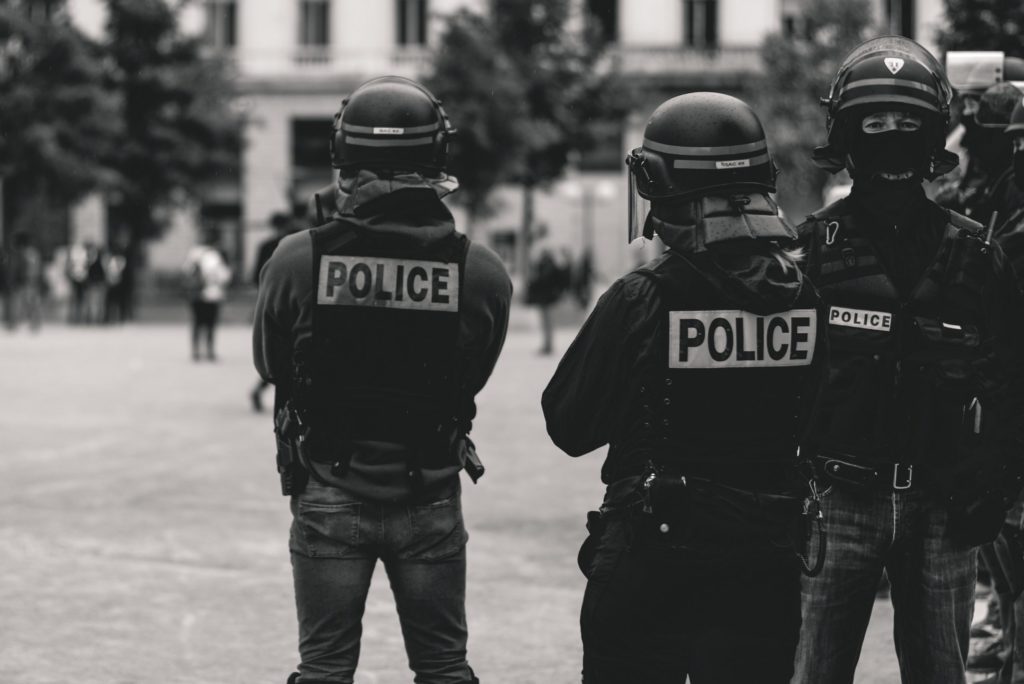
[397, 0, 428, 46]
[299, 0, 331, 46]
[886, 0, 915, 39]
[586, 0, 617, 43]
[684, 0, 717, 49]
[204, 0, 237, 49]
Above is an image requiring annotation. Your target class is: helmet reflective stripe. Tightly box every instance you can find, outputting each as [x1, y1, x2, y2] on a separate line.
[343, 135, 437, 147]
[642, 139, 767, 156]
[839, 78, 938, 97]
[341, 122, 441, 135]
[838, 94, 940, 112]
[673, 152, 771, 169]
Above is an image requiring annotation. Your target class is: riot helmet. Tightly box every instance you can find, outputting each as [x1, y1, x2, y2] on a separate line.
[815, 36, 957, 180]
[625, 92, 793, 246]
[330, 76, 456, 175]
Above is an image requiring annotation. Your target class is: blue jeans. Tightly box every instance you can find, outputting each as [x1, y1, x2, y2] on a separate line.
[289, 480, 476, 684]
[792, 485, 977, 684]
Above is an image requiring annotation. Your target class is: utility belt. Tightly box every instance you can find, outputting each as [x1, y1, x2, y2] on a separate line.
[814, 453, 918, 492]
[595, 461, 826, 576]
[273, 399, 484, 497]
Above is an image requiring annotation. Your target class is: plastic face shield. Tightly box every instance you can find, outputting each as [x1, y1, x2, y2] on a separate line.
[626, 149, 651, 244]
[946, 51, 1005, 93]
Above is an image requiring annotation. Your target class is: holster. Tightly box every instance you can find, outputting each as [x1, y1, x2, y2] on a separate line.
[274, 405, 308, 496]
[454, 435, 485, 483]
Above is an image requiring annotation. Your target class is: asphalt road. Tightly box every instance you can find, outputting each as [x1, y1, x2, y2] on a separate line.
[0, 316, 950, 683]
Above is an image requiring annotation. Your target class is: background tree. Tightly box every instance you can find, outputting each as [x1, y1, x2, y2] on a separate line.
[939, 0, 1024, 55]
[753, 0, 876, 219]
[0, 2, 122, 253]
[425, 10, 528, 238]
[428, 0, 627, 272]
[102, 0, 242, 246]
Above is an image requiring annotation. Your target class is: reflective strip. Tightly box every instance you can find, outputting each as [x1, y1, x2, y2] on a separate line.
[342, 122, 440, 135]
[837, 94, 939, 112]
[643, 138, 766, 156]
[672, 152, 770, 170]
[839, 78, 938, 97]
[344, 135, 435, 147]
[1006, 122, 1024, 134]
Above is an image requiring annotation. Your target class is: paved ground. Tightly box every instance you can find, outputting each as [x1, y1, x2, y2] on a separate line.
[0, 313, 972, 683]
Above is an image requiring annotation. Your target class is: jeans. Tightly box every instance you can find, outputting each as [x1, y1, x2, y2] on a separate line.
[792, 484, 977, 684]
[980, 500, 1024, 684]
[289, 480, 476, 684]
[580, 489, 802, 683]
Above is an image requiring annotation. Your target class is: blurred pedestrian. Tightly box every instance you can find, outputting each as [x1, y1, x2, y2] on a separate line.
[249, 212, 295, 411]
[65, 241, 90, 324]
[0, 243, 10, 328]
[525, 225, 571, 355]
[82, 242, 107, 324]
[103, 247, 129, 324]
[182, 227, 232, 361]
[8, 231, 45, 331]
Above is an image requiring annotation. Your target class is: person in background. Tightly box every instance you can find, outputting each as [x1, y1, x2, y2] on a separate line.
[525, 225, 571, 355]
[8, 231, 44, 331]
[249, 212, 297, 411]
[65, 241, 89, 324]
[182, 227, 232, 361]
[103, 247, 128, 325]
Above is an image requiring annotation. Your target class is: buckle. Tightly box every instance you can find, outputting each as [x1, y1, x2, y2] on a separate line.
[893, 463, 913, 490]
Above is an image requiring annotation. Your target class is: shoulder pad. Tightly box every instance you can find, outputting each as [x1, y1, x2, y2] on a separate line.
[946, 209, 984, 235]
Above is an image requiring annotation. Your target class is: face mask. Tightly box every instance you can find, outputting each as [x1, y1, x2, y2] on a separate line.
[849, 130, 930, 178]
[1014, 150, 1024, 192]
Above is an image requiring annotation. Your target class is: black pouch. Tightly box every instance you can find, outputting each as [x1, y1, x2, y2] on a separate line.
[577, 510, 606, 577]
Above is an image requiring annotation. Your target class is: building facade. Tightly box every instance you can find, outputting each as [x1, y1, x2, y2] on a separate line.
[66, 0, 946, 282]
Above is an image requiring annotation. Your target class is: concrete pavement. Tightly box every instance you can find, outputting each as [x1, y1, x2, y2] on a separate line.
[0, 318, 947, 683]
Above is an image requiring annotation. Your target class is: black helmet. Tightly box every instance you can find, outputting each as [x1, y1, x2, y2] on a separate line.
[625, 92, 792, 245]
[973, 82, 1024, 129]
[330, 76, 456, 174]
[627, 92, 776, 198]
[815, 36, 956, 179]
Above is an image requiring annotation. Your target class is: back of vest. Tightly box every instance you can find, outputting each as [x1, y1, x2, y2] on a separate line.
[612, 252, 821, 484]
[304, 223, 469, 464]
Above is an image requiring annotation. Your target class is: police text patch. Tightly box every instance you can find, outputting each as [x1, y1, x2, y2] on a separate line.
[668, 309, 817, 369]
[828, 306, 891, 332]
[317, 255, 459, 312]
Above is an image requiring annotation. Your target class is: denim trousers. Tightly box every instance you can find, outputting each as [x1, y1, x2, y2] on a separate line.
[979, 501, 1024, 684]
[288, 480, 476, 684]
[579, 496, 803, 683]
[792, 484, 977, 684]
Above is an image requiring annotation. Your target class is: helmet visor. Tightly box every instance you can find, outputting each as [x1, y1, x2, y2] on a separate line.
[626, 149, 651, 244]
[946, 51, 1005, 93]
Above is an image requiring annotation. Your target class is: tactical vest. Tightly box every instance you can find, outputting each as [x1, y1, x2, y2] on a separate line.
[802, 199, 987, 466]
[605, 251, 822, 487]
[302, 221, 470, 469]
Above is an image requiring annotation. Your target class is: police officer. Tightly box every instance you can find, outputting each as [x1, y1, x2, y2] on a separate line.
[542, 92, 828, 683]
[792, 37, 1024, 683]
[253, 76, 512, 684]
[939, 52, 1024, 224]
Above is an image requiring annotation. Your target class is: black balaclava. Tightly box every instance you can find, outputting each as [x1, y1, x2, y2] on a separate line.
[963, 119, 1013, 178]
[1014, 147, 1024, 192]
[847, 121, 930, 218]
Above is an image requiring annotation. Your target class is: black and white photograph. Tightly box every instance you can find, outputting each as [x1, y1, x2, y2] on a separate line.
[4, 0, 1024, 682]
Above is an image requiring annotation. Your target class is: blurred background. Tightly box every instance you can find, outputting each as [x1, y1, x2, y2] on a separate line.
[1, 0, 1020, 321]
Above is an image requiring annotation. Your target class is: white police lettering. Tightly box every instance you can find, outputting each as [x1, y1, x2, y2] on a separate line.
[716, 159, 751, 169]
[828, 306, 892, 332]
[317, 255, 459, 312]
[373, 127, 405, 135]
[668, 309, 817, 369]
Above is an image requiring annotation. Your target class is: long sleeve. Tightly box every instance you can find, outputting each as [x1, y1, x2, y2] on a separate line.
[542, 274, 661, 457]
[252, 232, 314, 384]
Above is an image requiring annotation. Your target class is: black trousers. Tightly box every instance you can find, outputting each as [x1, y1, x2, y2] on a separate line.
[579, 495, 802, 683]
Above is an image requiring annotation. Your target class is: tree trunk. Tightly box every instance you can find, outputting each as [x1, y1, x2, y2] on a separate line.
[517, 181, 535, 279]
